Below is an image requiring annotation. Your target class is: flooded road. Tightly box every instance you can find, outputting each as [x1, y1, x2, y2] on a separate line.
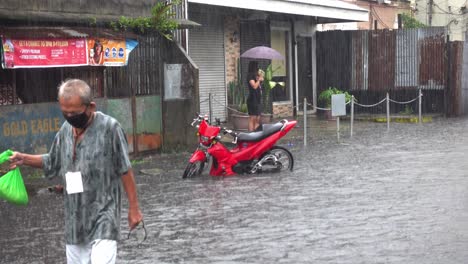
[2, 118, 468, 263]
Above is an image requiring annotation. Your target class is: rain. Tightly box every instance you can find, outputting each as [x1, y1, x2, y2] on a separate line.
[1, 0, 468, 263]
[2, 117, 468, 263]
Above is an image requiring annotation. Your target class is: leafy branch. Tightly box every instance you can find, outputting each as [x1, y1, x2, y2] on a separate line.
[318, 87, 353, 108]
[110, 1, 181, 39]
[263, 64, 284, 91]
[400, 13, 426, 29]
[228, 58, 248, 113]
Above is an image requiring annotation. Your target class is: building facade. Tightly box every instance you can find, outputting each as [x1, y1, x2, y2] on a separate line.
[0, 0, 199, 153]
[319, 0, 413, 31]
[186, 0, 369, 122]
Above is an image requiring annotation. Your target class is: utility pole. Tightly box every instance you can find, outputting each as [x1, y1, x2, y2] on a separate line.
[428, 0, 433, 26]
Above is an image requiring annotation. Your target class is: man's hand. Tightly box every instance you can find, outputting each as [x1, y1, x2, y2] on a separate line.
[8, 152, 43, 169]
[121, 169, 143, 230]
[8, 152, 24, 169]
[128, 206, 143, 230]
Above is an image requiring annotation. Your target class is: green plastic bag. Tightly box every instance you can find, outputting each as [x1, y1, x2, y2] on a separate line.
[0, 149, 28, 205]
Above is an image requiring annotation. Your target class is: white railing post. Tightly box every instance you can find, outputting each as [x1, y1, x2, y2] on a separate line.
[350, 95, 354, 138]
[418, 88, 422, 124]
[303, 97, 307, 147]
[386, 92, 390, 132]
[336, 116, 340, 141]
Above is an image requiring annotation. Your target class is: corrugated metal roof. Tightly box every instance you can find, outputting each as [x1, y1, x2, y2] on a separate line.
[0, 26, 138, 39]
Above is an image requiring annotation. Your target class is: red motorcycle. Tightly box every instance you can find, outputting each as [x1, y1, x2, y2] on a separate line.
[182, 114, 296, 178]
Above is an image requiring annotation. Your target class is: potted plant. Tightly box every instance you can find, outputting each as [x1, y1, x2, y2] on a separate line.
[227, 80, 250, 130]
[318, 87, 353, 119]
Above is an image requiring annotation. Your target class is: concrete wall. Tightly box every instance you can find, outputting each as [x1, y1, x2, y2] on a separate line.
[161, 41, 200, 151]
[0, 102, 63, 154]
[0, 95, 162, 154]
[0, 0, 160, 23]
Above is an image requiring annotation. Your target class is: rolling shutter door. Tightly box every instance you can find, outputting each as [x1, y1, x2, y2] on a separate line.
[189, 12, 226, 121]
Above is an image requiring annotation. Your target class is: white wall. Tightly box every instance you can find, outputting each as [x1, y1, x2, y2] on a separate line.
[414, 0, 467, 40]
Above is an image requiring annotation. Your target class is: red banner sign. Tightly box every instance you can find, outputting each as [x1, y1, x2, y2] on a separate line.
[2, 38, 88, 68]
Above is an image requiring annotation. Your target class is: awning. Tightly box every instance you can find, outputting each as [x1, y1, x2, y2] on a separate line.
[188, 0, 368, 23]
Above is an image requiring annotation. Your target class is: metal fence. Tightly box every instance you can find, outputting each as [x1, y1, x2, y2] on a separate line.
[316, 27, 452, 115]
[106, 33, 163, 98]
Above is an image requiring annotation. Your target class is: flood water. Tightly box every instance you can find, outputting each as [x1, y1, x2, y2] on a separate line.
[2, 117, 468, 263]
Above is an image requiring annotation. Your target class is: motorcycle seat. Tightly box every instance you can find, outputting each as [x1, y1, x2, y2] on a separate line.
[237, 122, 284, 142]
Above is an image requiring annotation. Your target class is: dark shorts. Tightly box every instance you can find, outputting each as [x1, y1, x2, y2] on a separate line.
[247, 101, 262, 116]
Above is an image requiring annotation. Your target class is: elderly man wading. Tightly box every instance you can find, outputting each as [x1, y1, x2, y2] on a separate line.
[9, 79, 143, 263]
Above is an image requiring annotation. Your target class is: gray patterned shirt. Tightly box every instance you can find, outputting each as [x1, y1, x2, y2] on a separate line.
[42, 111, 131, 245]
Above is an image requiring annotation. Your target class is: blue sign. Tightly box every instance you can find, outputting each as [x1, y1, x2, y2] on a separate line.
[0, 103, 65, 153]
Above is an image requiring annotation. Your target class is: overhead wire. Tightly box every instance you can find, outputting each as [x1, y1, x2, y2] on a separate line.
[432, 1, 453, 14]
[431, 1, 465, 15]
[371, 6, 391, 28]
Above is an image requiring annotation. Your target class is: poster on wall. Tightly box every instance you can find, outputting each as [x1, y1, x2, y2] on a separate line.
[1, 38, 138, 69]
[87, 38, 138, 66]
[164, 63, 182, 100]
[1, 38, 88, 68]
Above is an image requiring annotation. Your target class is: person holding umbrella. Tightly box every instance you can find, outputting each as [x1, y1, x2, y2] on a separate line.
[240, 46, 284, 131]
[247, 61, 264, 132]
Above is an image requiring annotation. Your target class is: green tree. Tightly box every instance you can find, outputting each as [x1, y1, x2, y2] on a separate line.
[400, 13, 426, 29]
[110, 1, 180, 39]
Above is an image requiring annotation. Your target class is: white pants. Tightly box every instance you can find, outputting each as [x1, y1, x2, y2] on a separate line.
[66, 239, 117, 264]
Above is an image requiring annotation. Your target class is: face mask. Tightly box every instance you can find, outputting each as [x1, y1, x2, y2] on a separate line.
[63, 110, 90, 129]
